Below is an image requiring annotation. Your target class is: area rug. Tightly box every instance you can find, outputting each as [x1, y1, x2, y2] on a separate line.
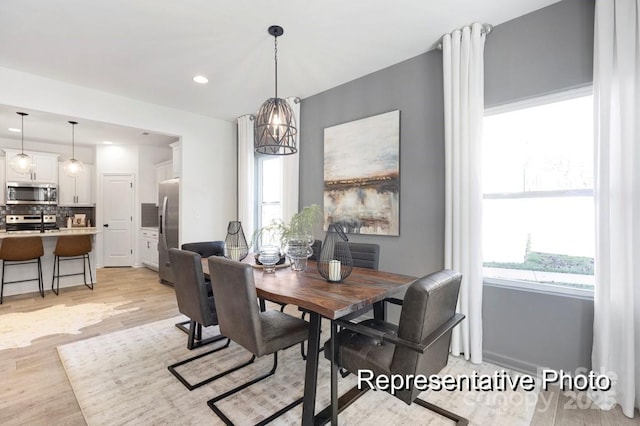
[58, 316, 540, 425]
[0, 302, 138, 351]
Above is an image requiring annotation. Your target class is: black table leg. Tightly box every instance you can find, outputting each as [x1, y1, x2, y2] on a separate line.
[330, 320, 338, 425]
[373, 300, 386, 320]
[302, 312, 322, 426]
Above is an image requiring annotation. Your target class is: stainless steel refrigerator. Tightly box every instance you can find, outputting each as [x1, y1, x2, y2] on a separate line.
[158, 178, 179, 284]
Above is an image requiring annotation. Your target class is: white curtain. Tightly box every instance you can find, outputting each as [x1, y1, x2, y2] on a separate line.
[282, 97, 301, 223]
[442, 23, 485, 364]
[592, 0, 640, 418]
[237, 115, 255, 247]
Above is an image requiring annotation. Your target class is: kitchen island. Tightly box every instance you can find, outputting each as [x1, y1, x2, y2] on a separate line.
[0, 228, 99, 298]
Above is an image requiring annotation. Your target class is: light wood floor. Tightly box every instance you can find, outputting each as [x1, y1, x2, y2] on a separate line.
[0, 267, 638, 425]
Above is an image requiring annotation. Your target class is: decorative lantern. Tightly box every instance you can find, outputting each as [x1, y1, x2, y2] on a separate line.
[224, 221, 249, 261]
[318, 224, 353, 282]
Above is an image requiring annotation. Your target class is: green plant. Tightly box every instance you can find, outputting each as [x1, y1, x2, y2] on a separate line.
[252, 204, 323, 248]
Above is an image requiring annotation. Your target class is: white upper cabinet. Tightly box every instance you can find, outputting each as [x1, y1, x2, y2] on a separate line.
[4, 149, 59, 184]
[170, 141, 181, 178]
[58, 163, 93, 206]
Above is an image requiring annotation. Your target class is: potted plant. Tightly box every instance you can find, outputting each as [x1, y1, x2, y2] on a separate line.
[253, 204, 323, 271]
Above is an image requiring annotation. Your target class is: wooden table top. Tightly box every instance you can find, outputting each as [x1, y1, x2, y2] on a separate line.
[202, 258, 416, 320]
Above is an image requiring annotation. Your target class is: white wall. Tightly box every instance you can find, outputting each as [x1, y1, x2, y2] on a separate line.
[0, 66, 236, 266]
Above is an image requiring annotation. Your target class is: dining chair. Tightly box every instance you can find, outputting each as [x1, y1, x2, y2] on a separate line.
[206, 256, 309, 425]
[323, 269, 467, 424]
[167, 248, 235, 390]
[300, 241, 381, 360]
[175, 241, 225, 337]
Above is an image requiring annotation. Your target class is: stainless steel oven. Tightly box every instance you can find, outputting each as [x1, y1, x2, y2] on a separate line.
[6, 182, 58, 205]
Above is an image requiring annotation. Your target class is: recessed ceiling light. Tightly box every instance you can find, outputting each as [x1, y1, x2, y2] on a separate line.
[8, 128, 21, 132]
[103, 141, 113, 145]
[193, 75, 208, 84]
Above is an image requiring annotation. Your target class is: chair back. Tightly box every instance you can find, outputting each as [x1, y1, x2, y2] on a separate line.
[54, 235, 92, 257]
[181, 241, 225, 258]
[0, 236, 44, 261]
[348, 242, 380, 270]
[308, 239, 322, 261]
[390, 269, 462, 403]
[168, 248, 218, 327]
[207, 256, 263, 355]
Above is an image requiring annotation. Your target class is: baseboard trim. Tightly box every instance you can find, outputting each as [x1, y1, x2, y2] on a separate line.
[482, 351, 544, 376]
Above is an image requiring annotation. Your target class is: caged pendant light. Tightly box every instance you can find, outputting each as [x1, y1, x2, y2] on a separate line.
[254, 25, 297, 155]
[63, 120, 85, 177]
[9, 112, 33, 174]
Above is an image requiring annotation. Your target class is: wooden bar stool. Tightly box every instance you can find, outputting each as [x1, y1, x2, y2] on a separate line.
[0, 236, 45, 304]
[51, 235, 94, 295]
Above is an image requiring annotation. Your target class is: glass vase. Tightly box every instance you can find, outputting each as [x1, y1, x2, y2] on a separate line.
[285, 234, 314, 271]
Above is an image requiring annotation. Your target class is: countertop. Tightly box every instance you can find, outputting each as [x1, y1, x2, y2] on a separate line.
[0, 227, 100, 239]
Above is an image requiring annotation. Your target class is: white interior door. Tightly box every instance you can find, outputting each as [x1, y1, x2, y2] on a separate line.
[102, 174, 134, 267]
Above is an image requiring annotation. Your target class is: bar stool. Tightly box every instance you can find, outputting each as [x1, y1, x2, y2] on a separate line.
[51, 235, 94, 295]
[0, 236, 45, 304]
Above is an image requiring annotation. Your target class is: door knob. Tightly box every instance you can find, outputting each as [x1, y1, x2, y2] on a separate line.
[103, 224, 109, 227]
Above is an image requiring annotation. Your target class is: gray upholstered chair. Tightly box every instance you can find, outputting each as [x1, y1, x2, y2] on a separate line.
[324, 269, 467, 425]
[175, 241, 225, 336]
[181, 241, 225, 258]
[348, 242, 380, 270]
[167, 248, 232, 390]
[300, 241, 381, 360]
[206, 256, 309, 424]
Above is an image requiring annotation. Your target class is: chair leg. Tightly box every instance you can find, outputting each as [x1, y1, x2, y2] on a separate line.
[51, 255, 59, 296]
[167, 336, 234, 390]
[414, 397, 469, 425]
[37, 257, 44, 298]
[207, 352, 304, 425]
[1, 260, 5, 305]
[84, 253, 94, 290]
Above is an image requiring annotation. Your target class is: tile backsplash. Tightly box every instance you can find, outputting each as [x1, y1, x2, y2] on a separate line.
[0, 205, 96, 229]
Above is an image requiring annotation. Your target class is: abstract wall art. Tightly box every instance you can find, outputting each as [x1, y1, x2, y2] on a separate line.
[323, 110, 400, 236]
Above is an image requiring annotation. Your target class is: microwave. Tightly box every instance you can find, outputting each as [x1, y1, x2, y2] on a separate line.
[6, 182, 58, 205]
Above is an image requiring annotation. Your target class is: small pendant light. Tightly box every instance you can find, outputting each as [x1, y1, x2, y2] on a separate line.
[254, 25, 297, 155]
[63, 120, 85, 177]
[9, 112, 33, 174]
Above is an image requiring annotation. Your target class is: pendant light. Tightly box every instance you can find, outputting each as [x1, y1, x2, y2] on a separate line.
[254, 25, 297, 155]
[9, 112, 33, 174]
[63, 120, 85, 177]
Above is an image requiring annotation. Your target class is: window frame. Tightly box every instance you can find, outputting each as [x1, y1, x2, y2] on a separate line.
[482, 85, 595, 299]
[254, 154, 283, 233]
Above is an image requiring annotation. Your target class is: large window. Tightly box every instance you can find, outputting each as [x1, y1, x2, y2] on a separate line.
[256, 155, 282, 234]
[482, 90, 594, 293]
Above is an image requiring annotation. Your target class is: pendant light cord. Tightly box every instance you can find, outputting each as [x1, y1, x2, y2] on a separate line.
[20, 114, 25, 154]
[273, 35, 278, 99]
[72, 123, 75, 158]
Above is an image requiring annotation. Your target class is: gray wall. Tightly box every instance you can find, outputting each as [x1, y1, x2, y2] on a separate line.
[299, 0, 595, 375]
[300, 51, 445, 279]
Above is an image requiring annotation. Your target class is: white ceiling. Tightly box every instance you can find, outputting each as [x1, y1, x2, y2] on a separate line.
[0, 0, 560, 146]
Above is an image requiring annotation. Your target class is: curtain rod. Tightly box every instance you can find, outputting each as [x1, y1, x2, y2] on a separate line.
[436, 24, 493, 51]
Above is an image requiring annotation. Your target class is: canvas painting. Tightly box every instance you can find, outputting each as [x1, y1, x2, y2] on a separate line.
[323, 110, 400, 236]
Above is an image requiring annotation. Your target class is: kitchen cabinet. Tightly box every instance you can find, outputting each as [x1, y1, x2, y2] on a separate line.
[58, 163, 93, 206]
[170, 142, 181, 178]
[155, 160, 172, 205]
[4, 149, 59, 183]
[140, 228, 159, 270]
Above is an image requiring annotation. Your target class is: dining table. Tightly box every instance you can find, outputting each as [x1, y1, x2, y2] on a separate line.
[202, 257, 417, 425]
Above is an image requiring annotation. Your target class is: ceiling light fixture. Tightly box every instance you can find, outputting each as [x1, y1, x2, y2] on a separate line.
[8, 127, 21, 133]
[63, 121, 85, 177]
[103, 141, 113, 145]
[254, 25, 297, 155]
[9, 112, 33, 174]
[193, 75, 208, 84]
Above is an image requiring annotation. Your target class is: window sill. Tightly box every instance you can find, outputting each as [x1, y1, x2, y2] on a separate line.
[483, 277, 594, 300]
